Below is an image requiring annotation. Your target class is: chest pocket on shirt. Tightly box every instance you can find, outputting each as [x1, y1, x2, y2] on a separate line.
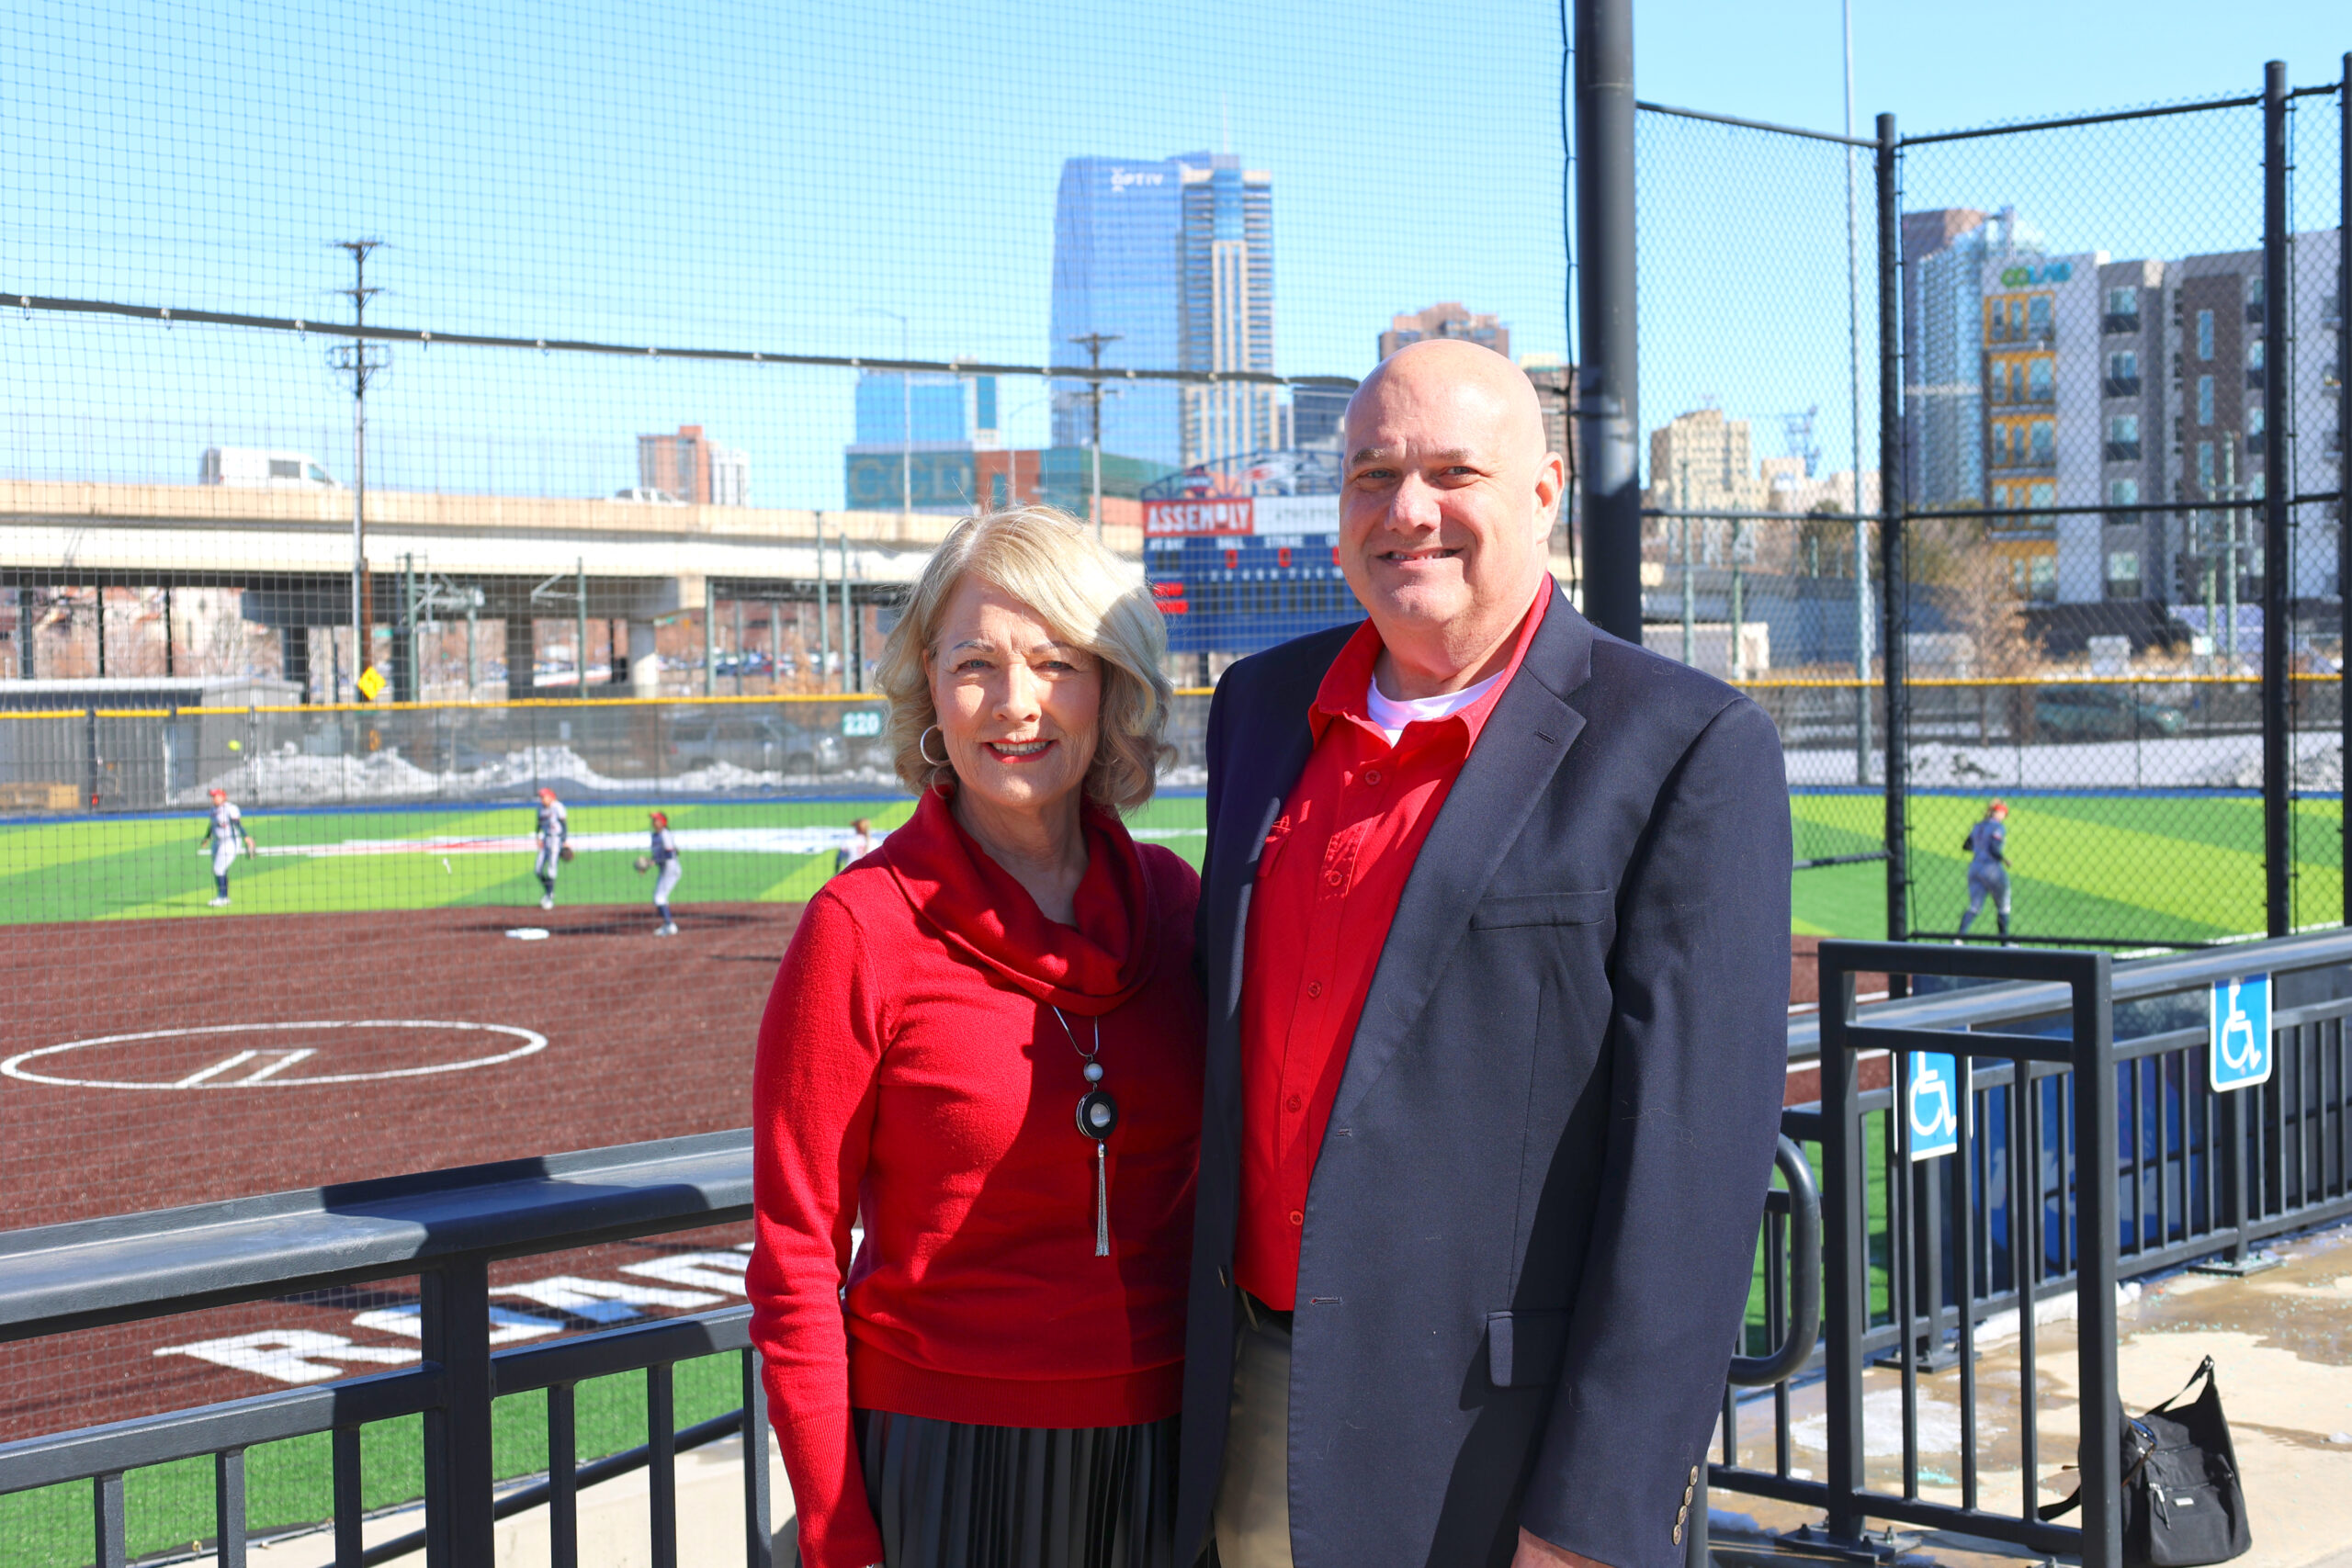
[1468, 889, 1614, 930]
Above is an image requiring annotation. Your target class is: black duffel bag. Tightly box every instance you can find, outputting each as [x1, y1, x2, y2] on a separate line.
[2040, 1356, 2251, 1567]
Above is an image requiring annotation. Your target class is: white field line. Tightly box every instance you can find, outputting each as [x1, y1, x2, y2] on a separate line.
[173, 1050, 259, 1088]
[236, 1048, 316, 1085]
[2, 1021, 548, 1089]
[255, 825, 1204, 859]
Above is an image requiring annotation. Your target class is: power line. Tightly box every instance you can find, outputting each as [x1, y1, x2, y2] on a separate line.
[5, 290, 1359, 391]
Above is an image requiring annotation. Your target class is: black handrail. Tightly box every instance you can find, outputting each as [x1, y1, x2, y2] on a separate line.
[1727, 1136, 1821, 1389]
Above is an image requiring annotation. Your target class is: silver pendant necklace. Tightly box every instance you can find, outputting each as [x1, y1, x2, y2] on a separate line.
[1053, 1006, 1118, 1257]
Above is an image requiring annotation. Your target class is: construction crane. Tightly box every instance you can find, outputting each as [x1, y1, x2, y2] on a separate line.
[1779, 405, 1821, 478]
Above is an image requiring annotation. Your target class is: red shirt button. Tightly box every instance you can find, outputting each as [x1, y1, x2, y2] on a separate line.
[1288, 1210, 1304, 1226]
[1324, 871, 1344, 888]
[1306, 981, 1323, 998]
[1363, 769, 1383, 786]
[1286, 1094, 1303, 1111]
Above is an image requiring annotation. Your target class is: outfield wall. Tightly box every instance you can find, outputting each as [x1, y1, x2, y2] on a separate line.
[3, 675, 2341, 816]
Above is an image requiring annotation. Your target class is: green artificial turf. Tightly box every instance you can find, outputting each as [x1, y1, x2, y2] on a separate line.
[0, 1354, 746, 1568]
[5, 790, 2338, 942]
[1794, 791, 2343, 945]
[0, 796, 1216, 926]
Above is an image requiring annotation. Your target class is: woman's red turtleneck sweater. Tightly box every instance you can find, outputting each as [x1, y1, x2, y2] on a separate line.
[745, 787, 1203, 1568]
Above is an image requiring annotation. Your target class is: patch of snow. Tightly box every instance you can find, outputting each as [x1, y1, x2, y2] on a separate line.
[177, 744, 911, 807]
[1790, 1387, 1993, 1458]
[1787, 732, 2345, 792]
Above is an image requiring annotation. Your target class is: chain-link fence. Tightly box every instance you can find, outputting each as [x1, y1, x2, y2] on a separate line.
[1638, 62, 2349, 953]
[0, 2, 1568, 1558]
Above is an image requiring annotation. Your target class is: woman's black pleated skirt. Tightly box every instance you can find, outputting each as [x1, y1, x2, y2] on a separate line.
[810, 1407, 1181, 1568]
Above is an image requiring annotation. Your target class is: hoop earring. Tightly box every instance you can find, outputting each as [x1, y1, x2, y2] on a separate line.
[919, 725, 951, 769]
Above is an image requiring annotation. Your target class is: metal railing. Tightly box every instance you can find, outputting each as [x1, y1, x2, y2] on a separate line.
[1713, 929, 2352, 1566]
[0, 1133, 766, 1568]
[15, 928, 2352, 1566]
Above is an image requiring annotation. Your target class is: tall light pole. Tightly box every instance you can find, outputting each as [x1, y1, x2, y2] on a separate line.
[1844, 0, 1873, 784]
[1573, 0, 1642, 641]
[331, 241, 387, 697]
[1069, 333, 1124, 543]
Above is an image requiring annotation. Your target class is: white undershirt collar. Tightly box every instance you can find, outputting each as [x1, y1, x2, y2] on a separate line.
[1363, 669, 1503, 746]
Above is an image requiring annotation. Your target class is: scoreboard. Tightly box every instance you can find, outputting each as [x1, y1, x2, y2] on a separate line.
[1141, 452, 1363, 660]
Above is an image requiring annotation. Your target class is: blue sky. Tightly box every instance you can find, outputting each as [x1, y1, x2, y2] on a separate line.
[1632, 2, 2346, 486]
[0, 0, 2342, 506]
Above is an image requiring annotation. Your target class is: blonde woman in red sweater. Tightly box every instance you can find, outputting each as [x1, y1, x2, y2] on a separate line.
[748, 505, 1204, 1568]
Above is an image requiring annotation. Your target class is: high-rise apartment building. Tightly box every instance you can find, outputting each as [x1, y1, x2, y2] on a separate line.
[1905, 208, 2047, 511]
[1520, 355, 1577, 466]
[1929, 223, 2342, 620]
[1976, 252, 2104, 603]
[1645, 408, 1877, 522]
[1379, 303, 1510, 363]
[1180, 154, 1278, 467]
[2088, 258, 2169, 606]
[638, 425, 747, 506]
[1290, 386, 1350, 449]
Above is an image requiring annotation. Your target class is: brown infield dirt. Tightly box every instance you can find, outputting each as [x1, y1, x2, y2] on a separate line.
[4, 919, 1850, 1438]
[0, 902, 798, 1438]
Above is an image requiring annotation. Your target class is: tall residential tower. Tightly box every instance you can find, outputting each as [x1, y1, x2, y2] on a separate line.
[1179, 154, 1277, 467]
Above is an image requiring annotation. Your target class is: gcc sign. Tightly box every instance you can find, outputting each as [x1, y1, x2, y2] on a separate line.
[2210, 974, 2272, 1092]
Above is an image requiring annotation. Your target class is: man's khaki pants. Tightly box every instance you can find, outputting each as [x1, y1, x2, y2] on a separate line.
[1214, 1308, 1294, 1568]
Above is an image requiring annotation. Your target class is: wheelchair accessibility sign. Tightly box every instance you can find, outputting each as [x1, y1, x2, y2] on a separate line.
[2210, 974, 2272, 1092]
[1905, 1052, 1962, 1162]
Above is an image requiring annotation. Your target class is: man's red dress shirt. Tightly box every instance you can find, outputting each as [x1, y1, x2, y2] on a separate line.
[1234, 582, 1552, 1310]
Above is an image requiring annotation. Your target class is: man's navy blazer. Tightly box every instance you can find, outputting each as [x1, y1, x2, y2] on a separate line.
[1174, 584, 1792, 1568]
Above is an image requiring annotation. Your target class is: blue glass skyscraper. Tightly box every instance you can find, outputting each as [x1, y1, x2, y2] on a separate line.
[1050, 154, 1203, 470]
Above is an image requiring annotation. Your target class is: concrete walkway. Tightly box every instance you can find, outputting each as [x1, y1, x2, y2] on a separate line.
[1710, 1218, 2352, 1567]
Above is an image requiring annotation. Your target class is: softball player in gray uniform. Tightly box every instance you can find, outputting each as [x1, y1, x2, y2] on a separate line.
[648, 810, 681, 935]
[1959, 799, 2011, 942]
[533, 787, 570, 910]
[200, 788, 254, 907]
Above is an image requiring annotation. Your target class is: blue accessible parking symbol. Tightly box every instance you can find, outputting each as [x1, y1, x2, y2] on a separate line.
[2210, 974, 2272, 1092]
[1905, 1052, 1962, 1162]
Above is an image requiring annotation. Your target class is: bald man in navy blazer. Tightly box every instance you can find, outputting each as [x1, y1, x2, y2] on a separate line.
[1176, 340, 1792, 1568]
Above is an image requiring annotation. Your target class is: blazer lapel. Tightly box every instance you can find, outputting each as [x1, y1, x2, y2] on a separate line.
[1205, 644, 1332, 1023]
[1329, 586, 1596, 1129]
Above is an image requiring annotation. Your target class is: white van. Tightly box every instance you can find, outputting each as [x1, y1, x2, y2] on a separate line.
[199, 448, 340, 489]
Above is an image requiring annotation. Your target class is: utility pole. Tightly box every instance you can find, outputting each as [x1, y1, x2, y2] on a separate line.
[816, 514, 831, 694]
[1725, 435, 1746, 681]
[840, 525, 855, 693]
[330, 240, 387, 699]
[1069, 332, 1124, 542]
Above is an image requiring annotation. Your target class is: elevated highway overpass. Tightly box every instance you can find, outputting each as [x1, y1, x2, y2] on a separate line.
[0, 481, 1148, 697]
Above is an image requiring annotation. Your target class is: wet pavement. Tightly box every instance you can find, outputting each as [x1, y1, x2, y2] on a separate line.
[1703, 1219, 2352, 1567]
